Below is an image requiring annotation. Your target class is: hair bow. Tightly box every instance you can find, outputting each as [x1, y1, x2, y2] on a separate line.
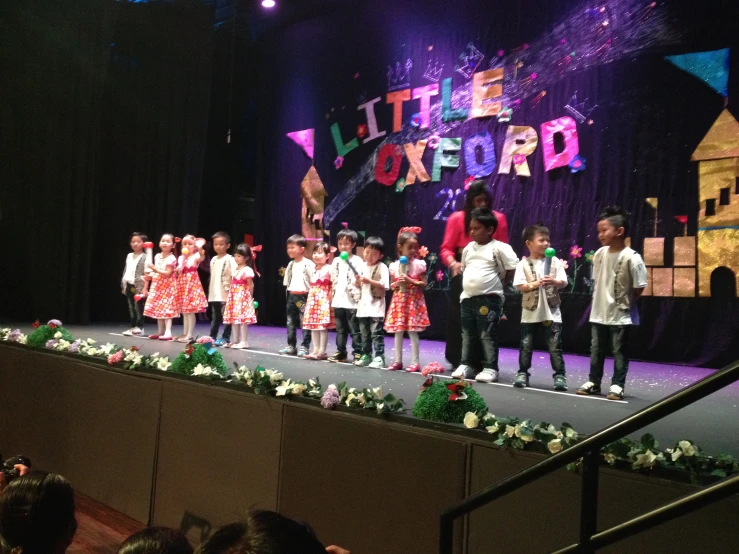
[464, 176, 475, 191]
[251, 244, 263, 277]
[398, 226, 422, 237]
[174, 237, 182, 243]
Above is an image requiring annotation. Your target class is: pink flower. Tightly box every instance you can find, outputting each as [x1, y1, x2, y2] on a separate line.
[570, 245, 583, 259]
[334, 156, 344, 169]
[497, 49, 504, 57]
[513, 154, 526, 165]
[197, 336, 215, 346]
[108, 350, 124, 365]
[530, 72, 538, 80]
[418, 246, 429, 259]
[562, 260, 569, 270]
[421, 362, 446, 377]
[436, 270, 444, 282]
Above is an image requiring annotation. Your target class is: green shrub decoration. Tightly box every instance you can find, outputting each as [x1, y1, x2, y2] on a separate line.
[169, 343, 229, 377]
[412, 379, 487, 423]
[27, 324, 74, 348]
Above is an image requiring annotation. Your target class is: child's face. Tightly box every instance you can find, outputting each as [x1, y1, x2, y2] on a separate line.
[527, 232, 550, 256]
[160, 235, 173, 252]
[130, 236, 143, 253]
[313, 248, 328, 265]
[469, 219, 493, 245]
[337, 237, 355, 254]
[363, 246, 382, 266]
[213, 237, 230, 256]
[234, 253, 246, 266]
[597, 219, 624, 246]
[287, 243, 305, 259]
[399, 238, 419, 260]
[182, 236, 195, 247]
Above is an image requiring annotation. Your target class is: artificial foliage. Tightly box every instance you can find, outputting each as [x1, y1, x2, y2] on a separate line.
[27, 323, 74, 348]
[169, 343, 229, 377]
[412, 379, 487, 423]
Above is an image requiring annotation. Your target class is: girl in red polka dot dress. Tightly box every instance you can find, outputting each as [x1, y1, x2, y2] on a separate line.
[384, 227, 430, 372]
[175, 234, 208, 342]
[144, 233, 181, 340]
[223, 243, 257, 349]
[303, 241, 335, 360]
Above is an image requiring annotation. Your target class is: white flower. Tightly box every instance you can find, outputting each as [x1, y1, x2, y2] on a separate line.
[485, 424, 499, 434]
[19, 334, 27, 344]
[514, 424, 522, 438]
[463, 412, 480, 429]
[125, 352, 143, 366]
[99, 343, 116, 355]
[291, 383, 307, 396]
[275, 380, 292, 396]
[633, 450, 658, 468]
[86, 339, 97, 345]
[547, 424, 557, 434]
[678, 440, 696, 457]
[671, 449, 683, 462]
[54, 331, 63, 339]
[547, 439, 563, 454]
[156, 357, 171, 371]
[327, 384, 338, 392]
[505, 425, 516, 438]
[376, 402, 385, 412]
[520, 431, 535, 443]
[565, 427, 578, 439]
[268, 370, 284, 384]
[556, 431, 564, 439]
[56, 339, 70, 351]
[603, 453, 617, 465]
[345, 392, 356, 406]
[308, 379, 317, 387]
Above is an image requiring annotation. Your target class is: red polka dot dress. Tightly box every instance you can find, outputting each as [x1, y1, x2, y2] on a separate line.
[303, 264, 335, 330]
[384, 258, 430, 333]
[223, 266, 257, 325]
[177, 254, 208, 313]
[144, 253, 180, 319]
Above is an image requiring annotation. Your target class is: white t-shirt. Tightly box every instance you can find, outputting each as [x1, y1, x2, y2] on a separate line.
[332, 255, 365, 309]
[513, 257, 567, 324]
[590, 248, 648, 325]
[283, 258, 315, 293]
[209, 255, 235, 302]
[460, 240, 518, 300]
[357, 262, 390, 318]
[123, 253, 143, 284]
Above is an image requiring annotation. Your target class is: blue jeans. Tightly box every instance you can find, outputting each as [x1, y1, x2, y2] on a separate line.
[460, 295, 503, 370]
[286, 294, 311, 349]
[209, 301, 232, 341]
[358, 317, 385, 358]
[519, 322, 566, 377]
[125, 285, 144, 328]
[334, 307, 361, 357]
[589, 323, 631, 388]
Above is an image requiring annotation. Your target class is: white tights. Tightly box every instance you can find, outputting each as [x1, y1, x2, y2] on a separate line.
[231, 324, 249, 345]
[312, 330, 328, 355]
[394, 331, 419, 365]
[157, 318, 173, 337]
[182, 313, 196, 338]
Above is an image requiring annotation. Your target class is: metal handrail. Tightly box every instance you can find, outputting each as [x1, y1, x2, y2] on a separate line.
[439, 359, 739, 553]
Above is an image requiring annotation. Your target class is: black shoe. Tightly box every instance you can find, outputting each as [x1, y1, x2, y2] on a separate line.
[513, 372, 529, 388]
[553, 375, 568, 391]
[576, 381, 601, 395]
[328, 352, 348, 363]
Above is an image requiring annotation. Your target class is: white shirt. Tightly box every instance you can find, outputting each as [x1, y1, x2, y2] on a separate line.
[332, 255, 365, 309]
[460, 240, 518, 300]
[209, 255, 235, 302]
[123, 253, 143, 285]
[590, 248, 648, 325]
[283, 258, 315, 293]
[513, 257, 567, 323]
[357, 262, 390, 318]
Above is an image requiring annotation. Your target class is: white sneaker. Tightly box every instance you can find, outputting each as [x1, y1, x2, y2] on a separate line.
[452, 365, 470, 379]
[607, 384, 624, 400]
[235, 341, 249, 350]
[131, 327, 143, 336]
[475, 369, 499, 383]
[122, 328, 134, 336]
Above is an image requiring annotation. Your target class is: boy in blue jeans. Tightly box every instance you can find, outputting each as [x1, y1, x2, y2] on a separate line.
[279, 234, 314, 356]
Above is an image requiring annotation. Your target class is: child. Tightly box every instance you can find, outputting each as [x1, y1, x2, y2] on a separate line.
[512, 223, 568, 390]
[222, 243, 257, 349]
[303, 241, 334, 360]
[209, 231, 235, 347]
[451, 208, 518, 383]
[577, 206, 647, 400]
[279, 234, 314, 356]
[176, 234, 208, 342]
[121, 232, 148, 336]
[329, 229, 364, 363]
[144, 233, 180, 340]
[384, 227, 430, 372]
[354, 236, 390, 368]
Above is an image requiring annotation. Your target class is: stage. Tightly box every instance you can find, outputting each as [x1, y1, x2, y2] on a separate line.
[11, 321, 738, 457]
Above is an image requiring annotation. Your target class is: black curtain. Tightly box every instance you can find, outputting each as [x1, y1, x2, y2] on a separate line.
[0, 0, 214, 324]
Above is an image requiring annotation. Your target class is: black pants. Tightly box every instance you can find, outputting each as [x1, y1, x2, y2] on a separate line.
[461, 295, 503, 370]
[286, 293, 311, 349]
[358, 316, 385, 358]
[209, 301, 232, 341]
[445, 274, 482, 369]
[589, 324, 631, 388]
[125, 285, 144, 328]
[334, 307, 361, 357]
[519, 322, 566, 377]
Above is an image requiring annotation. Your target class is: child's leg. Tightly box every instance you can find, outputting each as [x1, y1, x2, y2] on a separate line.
[587, 323, 609, 386]
[163, 318, 173, 337]
[357, 317, 370, 357]
[371, 317, 385, 359]
[609, 325, 630, 388]
[230, 323, 240, 345]
[459, 299, 477, 367]
[157, 319, 165, 335]
[286, 297, 299, 347]
[518, 323, 536, 375]
[240, 324, 249, 345]
[334, 308, 348, 356]
[409, 331, 420, 365]
[317, 330, 328, 354]
[184, 313, 194, 337]
[298, 295, 311, 351]
[209, 302, 221, 340]
[125, 287, 137, 328]
[347, 309, 362, 359]
[547, 323, 566, 378]
[479, 297, 503, 371]
[394, 332, 404, 363]
[134, 297, 145, 330]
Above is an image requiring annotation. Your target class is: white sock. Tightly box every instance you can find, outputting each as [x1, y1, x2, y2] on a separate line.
[409, 332, 420, 365]
[394, 332, 404, 363]
[164, 318, 172, 337]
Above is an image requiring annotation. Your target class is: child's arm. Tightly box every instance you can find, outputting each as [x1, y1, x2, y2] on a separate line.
[503, 270, 515, 286]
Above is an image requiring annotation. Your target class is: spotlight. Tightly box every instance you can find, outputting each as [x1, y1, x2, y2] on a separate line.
[262, 0, 276, 7]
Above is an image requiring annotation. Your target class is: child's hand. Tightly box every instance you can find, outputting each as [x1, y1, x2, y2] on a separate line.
[147, 263, 157, 271]
[397, 273, 409, 283]
[540, 276, 555, 286]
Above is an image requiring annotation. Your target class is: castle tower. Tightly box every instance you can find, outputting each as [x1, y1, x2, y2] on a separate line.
[691, 109, 739, 296]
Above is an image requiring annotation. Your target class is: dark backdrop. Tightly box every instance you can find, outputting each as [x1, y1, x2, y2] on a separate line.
[252, 0, 739, 367]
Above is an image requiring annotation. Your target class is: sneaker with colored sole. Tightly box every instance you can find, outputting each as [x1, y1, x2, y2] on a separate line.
[576, 381, 601, 396]
[368, 356, 386, 369]
[475, 369, 499, 383]
[214, 338, 227, 347]
[354, 354, 372, 367]
[513, 372, 529, 388]
[297, 347, 309, 357]
[553, 375, 568, 391]
[279, 346, 297, 355]
[328, 352, 348, 363]
[122, 328, 134, 336]
[607, 384, 624, 400]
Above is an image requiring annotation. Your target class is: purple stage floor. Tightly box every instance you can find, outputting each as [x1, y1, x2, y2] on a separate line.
[11, 322, 739, 456]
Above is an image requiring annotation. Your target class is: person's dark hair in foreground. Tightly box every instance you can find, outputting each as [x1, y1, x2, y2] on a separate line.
[118, 527, 193, 554]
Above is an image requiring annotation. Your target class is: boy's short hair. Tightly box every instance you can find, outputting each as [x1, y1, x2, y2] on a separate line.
[336, 228, 359, 244]
[130, 232, 148, 242]
[470, 208, 498, 233]
[364, 236, 384, 255]
[522, 223, 550, 243]
[212, 231, 230, 244]
[286, 234, 306, 248]
[598, 205, 630, 236]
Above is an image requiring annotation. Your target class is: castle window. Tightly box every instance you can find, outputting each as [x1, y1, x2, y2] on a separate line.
[719, 188, 730, 206]
[705, 199, 716, 216]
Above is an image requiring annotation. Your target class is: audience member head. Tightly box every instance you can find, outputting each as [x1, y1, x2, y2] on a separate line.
[118, 527, 193, 554]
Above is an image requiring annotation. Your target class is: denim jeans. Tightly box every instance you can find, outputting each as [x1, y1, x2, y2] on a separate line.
[209, 301, 232, 341]
[589, 323, 631, 388]
[519, 322, 566, 377]
[334, 307, 361, 357]
[286, 294, 311, 349]
[125, 285, 144, 328]
[358, 317, 385, 358]
[460, 295, 503, 370]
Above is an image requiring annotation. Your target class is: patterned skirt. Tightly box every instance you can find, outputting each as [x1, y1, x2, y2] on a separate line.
[303, 284, 335, 330]
[178, 270, 208, 313]
[223, 284, 257, 325]
[144, 274, 180, 319]
[384, 287, 430, 333]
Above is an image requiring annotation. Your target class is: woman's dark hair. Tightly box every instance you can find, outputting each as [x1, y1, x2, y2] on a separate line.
[464, 180, 491, 233]
[364, 236, 384, 255]
[194, 511, 326, 554]
[0, 471, 77, 554]
[130, 232, 148, 242]
[470, 208, 498, 233]
[118, 527, 193, 554]
[598, 205, 630, 236]
[234, 243, 256, 274]
[312, 241, 331, 256]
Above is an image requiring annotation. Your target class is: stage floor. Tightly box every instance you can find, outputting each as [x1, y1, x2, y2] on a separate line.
[11, 322, 739, 456]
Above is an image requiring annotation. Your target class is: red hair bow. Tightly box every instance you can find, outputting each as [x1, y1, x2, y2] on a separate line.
[398, 226, 422, 237]
[251, 245, 263, 277]
[174, 237, 182, 243]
